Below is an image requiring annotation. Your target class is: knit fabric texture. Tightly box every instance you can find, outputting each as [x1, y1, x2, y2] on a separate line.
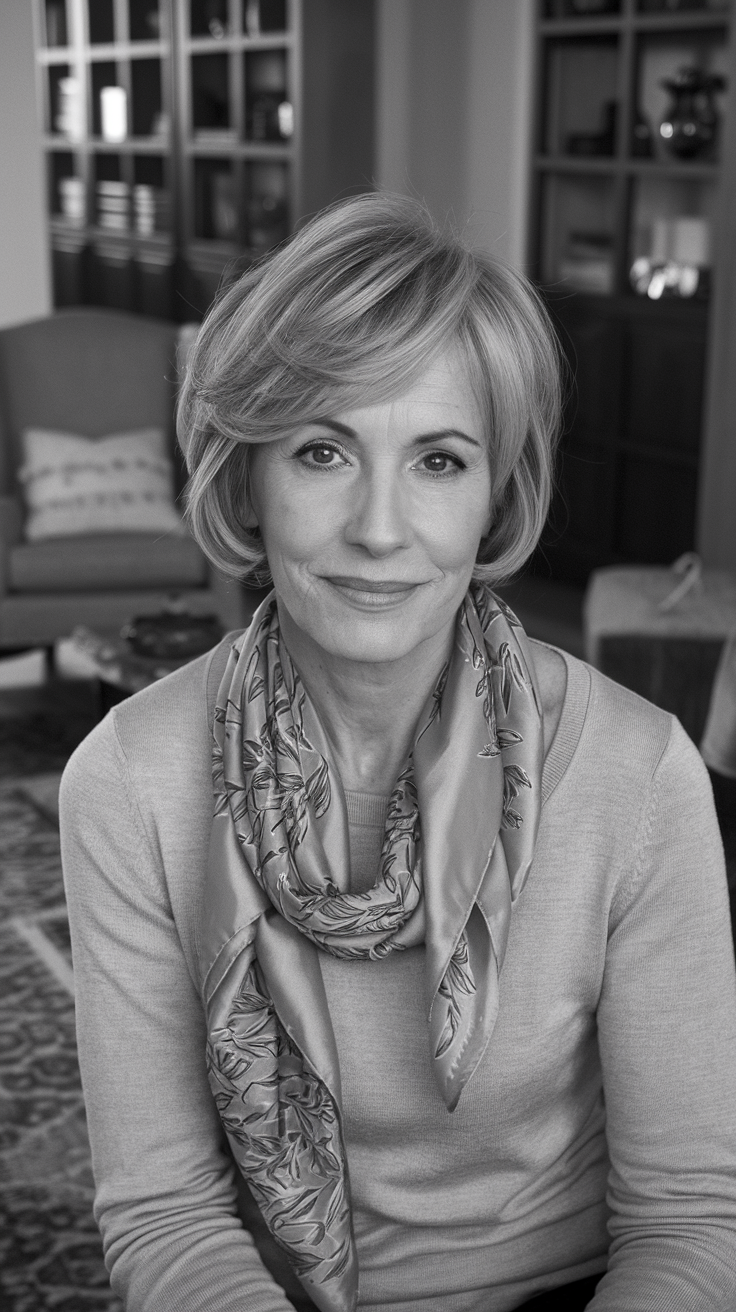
[59, 638, 736, 1312]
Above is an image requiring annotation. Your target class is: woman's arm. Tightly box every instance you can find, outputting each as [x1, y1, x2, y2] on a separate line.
[60, 715, 296, 1312]
[591, 717, 736, 1310]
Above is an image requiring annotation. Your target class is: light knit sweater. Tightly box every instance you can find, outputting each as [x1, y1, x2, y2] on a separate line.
[59, 637, 736, 1312]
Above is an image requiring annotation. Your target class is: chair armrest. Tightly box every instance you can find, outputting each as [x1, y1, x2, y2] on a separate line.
[0, 497, 22, 597]
[0, 495, 23, 546]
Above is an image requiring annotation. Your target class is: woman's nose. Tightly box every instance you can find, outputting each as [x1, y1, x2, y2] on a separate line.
[343, 468, 412, 557]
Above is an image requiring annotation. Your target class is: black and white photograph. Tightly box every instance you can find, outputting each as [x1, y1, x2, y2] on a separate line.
[0, 2, 735, 1310]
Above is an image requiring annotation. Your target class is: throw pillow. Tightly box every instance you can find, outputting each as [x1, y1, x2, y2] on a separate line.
[19, 428, 187, 541]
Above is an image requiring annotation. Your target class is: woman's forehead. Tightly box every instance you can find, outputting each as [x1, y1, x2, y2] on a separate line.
[333, 353, 480, 423]
[300, 342, 483, 419]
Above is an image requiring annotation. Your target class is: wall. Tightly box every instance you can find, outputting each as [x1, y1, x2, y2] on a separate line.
[375, 0, 535, 271]
[464, 0, 535, 269]
[0, 0, 51, 329]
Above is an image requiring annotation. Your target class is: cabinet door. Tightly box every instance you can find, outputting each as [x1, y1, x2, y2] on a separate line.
[622, 317, 707, 455]
[541, 296, 706, 579]
[542, 297, 620, 577]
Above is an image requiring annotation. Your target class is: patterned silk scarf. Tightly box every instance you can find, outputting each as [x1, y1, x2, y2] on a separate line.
[198, 584, 543, 1312]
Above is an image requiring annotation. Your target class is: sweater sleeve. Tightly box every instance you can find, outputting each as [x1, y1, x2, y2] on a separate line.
[59, 715, 296, 1312]
[590, 717, 736, 1311]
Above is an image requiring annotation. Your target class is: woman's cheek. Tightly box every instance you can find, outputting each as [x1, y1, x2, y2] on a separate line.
[416, 493, 490, 567]
[271, 483, 344, 559]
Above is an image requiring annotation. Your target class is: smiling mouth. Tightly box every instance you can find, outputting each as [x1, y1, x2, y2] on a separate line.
[322, 572, 425, 600]
[325, 576, 423, 595]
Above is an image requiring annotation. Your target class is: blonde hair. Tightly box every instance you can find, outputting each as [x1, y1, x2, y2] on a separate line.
[178, 193, 562, 587]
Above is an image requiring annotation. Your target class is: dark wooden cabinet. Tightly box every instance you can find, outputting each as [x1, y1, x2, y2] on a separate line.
[34, 0, 375, 321]
[530, 0, 733, 582]
[545, 291, 708, 576]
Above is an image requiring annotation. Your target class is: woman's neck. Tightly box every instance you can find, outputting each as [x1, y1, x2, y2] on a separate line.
[278, 604, 454, 794]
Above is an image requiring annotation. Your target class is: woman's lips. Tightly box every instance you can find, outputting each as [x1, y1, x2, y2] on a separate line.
[326, 576, 419, 593]
[323, 576, 425, 606]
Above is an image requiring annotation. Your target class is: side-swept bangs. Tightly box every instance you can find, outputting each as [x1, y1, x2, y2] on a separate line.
[178, 193, 562, 587]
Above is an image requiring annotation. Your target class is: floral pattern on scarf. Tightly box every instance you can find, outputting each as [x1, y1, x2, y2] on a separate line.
[200, 584, 543, 1312]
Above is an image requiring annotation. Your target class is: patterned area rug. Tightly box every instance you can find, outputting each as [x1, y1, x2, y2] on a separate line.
[0, 696, 123, 1310]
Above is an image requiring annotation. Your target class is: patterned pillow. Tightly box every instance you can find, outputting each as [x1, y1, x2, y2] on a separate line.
[19, 428, 187, 541]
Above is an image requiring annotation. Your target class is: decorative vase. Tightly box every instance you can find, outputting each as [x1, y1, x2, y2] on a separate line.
[659, 66, 726, 160]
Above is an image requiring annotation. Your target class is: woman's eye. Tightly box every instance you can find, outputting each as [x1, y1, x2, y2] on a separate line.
[309, 445, 337, 465]
[296, 442, 347, 469]
[418, 451, 462, 475]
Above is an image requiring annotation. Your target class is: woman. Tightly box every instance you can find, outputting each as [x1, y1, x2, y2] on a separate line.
[60, 195, 736, 1312]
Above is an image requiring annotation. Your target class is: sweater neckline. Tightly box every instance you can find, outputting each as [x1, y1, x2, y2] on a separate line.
[536, 643, 591, 804]
[343, 790, 390, 828]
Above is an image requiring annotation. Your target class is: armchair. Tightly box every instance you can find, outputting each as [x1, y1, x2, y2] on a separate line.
[0, 308, 251, 651]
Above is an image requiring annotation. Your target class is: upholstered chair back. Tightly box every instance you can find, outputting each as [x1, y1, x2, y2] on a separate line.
[0, 309, 180, 496]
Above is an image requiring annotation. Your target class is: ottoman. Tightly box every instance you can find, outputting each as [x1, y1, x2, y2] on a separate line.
[583, 562, 736, 742]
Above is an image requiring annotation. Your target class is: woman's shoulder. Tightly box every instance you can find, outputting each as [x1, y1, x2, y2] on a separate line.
[543, 641, 705, 795]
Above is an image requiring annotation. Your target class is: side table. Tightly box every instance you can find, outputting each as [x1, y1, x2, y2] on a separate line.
[583, 564, 736, 743]
[69, 627, 201, 717]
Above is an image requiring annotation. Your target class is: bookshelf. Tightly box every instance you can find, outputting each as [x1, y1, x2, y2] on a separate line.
[529, 0, 735, 580]
[35, 0, 375, 320]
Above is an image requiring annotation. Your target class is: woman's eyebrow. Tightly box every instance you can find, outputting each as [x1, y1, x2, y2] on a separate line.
[412, 429, 481, 449]
[307, 419, 481, 448]
[307, 418, 357, 438]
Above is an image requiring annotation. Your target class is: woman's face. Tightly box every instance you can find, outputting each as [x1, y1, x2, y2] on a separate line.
[247, 346, 493, 668]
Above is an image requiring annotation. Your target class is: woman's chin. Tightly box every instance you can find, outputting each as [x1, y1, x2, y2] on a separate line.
[283, 598, 439, 667]
[314, 612, 431, 666]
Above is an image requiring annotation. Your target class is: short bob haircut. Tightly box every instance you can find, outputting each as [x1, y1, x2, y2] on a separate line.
[178, 193, 562, 588]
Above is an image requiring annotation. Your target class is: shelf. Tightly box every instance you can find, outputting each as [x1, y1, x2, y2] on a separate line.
[185, 34, 294, 52]
[536, 156, 620, 173]
[37, 48, 77, 63]
[88, 225, 174, 246]
[43, 137, 171, 153]
[41, 42, 169, 60]
[541, 19, 621, 36]
[537, 154, 720, 177]
[186, 142, 292, 159]
[89, 43, 167, 59]
[542, 284, 710, 317]
[627, 159, 719, 179]
[93, 137, 170, 152]
[541, 14, 729, 36]
[633, 13, 729, 32]
[49, 219, 175, 253]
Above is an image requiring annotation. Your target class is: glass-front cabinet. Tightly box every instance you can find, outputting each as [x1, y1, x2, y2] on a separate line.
[34, 0, 375, 318]
[530, 0, 734, 578]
